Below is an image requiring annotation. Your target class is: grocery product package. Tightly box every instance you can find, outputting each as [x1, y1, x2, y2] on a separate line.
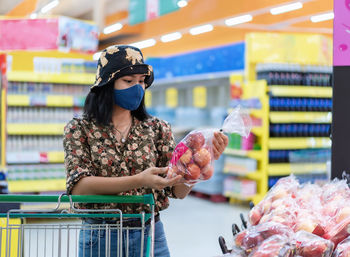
[167, 106, 251, 185]
[294, 230, 334, 257]
[333, 236, 350, 257]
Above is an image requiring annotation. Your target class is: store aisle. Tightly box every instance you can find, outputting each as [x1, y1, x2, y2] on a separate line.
[161, 195, 250, 257]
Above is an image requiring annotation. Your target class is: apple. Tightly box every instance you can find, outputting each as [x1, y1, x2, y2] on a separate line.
[249, 209, 262, 225]
[336, 207, 350, 224]
[193, 148, 211, 168]
[185, 132, 205, 151]
[200, 164, 214, 180]
[179, 149, 192, 165]
[234, 230, 247, 247]
[184, 163, 201, 180]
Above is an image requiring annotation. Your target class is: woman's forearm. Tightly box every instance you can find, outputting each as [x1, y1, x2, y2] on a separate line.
[71, 175, 143, 195]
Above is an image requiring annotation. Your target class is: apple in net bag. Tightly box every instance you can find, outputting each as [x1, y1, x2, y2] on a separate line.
[167, 106, 252, 185]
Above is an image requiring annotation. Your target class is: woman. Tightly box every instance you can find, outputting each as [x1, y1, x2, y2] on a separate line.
[64, 45, 228, 257]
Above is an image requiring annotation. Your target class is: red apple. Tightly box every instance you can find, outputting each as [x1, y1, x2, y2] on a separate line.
[235, 230, 247, 247]
[185, 132, 205, 151]
[179, 149, 192, 165]
[200, 164, 214, 180]
[193, 148, 211, 168]
[184, 163, 201, 180]
[249, 208, 262, 225]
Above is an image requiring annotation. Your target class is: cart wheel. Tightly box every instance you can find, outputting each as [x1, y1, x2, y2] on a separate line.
[218, 236, 230, 254]
[232, 223, 240, 236]
[240, 213, 248, 229]
[249, 201, 255, 209]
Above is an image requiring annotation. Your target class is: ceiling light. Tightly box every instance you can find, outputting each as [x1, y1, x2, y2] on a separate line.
[93, 52, 102, 61]
[177, 0, 188, 8]
[310, 12, 334, 23]
[225, 14, 253, 26]
[160, 32, 182, 43]
[189, 24, 213, 35]
[103, 23, 123, 34]
[30, 13, 38, 19]
[41, 0, 59, 13]
[130, 39, 156, 49]
[270, 2, 303, 15]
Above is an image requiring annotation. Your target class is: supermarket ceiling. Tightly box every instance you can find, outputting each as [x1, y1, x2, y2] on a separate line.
[1, 0, 333, 56]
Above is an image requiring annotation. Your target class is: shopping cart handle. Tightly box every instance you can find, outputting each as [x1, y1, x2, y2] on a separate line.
[0, 194, 155, 205]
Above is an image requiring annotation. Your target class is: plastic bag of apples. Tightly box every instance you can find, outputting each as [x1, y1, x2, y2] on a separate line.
[167, 106, 252, 185]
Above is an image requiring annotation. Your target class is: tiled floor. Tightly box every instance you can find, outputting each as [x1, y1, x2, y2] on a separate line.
[161, 195, 250, 257]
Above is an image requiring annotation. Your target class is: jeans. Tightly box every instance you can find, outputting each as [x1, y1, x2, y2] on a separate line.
[79, 219, 170, 257]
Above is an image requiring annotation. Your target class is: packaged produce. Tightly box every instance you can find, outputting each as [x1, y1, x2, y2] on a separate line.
[324, 216, 350, 247]
[167, 107, 251, 185]
[235, 222, 293, 252]
[332, 236, 350, 257]
[248, 235, 294, 257]
[294, 231, 334, 257]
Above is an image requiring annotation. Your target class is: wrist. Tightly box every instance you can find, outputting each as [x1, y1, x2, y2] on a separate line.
[134, 173, 144, 188]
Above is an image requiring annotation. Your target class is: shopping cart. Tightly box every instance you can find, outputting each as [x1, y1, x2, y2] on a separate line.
[0, 193, 155, 257]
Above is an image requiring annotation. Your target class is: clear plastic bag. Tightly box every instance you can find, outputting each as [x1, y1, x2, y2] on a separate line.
[294, 230, 334, 257]
[332, 236, 350, 257]
[167, 106, 251, 185]
[248, 235, 294, 257]
[235, 222, 293, 252]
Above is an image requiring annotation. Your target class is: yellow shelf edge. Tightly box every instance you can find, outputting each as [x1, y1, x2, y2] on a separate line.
[7, 71, 95, 85]
[7, 123, 66, 135]
[7, 94, 85, 107]
[268, 163, 327, 176]
[224, 149, 262, 159]
[224, 169, 262, 180]
[270, 112, 332, 123]
[268, 137, 331, 150]
[8, 179, 66, 193]
[269, 86, 332, 98]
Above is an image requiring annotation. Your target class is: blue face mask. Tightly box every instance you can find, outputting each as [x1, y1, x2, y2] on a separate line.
[113, 84, 145, 111]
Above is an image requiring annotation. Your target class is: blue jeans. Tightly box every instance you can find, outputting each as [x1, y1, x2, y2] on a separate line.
[79, 219, 170, 257]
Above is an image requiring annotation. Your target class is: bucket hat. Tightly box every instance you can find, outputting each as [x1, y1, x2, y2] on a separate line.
[91, 45, 154, 90]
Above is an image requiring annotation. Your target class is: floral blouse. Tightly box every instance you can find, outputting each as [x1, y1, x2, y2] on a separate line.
[63, 116, 177, 215]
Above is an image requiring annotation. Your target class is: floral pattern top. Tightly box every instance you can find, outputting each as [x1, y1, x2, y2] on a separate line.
[63, 116, 177, 215]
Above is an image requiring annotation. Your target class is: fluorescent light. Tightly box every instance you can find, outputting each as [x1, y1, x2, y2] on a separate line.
[270, 2, 303, 15]
[41, 0, 59, 13]
[30, 13, 38, 19]
[130, 39, 156, 49]
[103, 23, 123, 34]
[161, 32, 182, 43]
[177, 0, 188, 8]
[225, 14, 253, 26]
[310, 12, 334, 23]
[189, 24, 213, 35]
[93, 52, 102, 61]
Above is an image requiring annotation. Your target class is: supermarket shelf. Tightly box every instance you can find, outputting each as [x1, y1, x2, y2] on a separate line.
[251, 127, 263, 136]
[270, 112, 332, 123]
[7, 123, 66, 135]
[8, 179, 66, 193]
[7, 151, 64, 164]
[224, 148, 262, 160]
[268, 137, 331, 150]
[7, 94, 85, 107]
[224, 192, 264, 204]
[269, 86, 332, 98]
[224, 169, 263, 180]
[268, 163, 327, 176]
[7, 71, 94, 84]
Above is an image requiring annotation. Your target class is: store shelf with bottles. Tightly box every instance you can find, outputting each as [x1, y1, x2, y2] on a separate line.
[3, 57, 94, 193]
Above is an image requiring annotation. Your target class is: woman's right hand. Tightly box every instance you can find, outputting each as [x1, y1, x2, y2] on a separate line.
[137, 167, 182, 190]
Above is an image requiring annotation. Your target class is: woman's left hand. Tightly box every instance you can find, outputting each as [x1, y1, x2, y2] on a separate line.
[212, 131, 229, 160]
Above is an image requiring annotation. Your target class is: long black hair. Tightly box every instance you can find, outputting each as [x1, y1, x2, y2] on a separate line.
[83, 82, 150, 126]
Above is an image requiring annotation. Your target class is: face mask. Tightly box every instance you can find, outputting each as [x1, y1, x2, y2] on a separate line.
[113, 84, 145, 111]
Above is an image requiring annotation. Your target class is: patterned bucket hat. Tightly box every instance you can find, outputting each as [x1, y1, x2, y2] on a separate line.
[91, 45, 154, 90]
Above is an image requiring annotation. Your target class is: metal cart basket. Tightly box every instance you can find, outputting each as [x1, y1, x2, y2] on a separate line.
[0, 194, 155, 257]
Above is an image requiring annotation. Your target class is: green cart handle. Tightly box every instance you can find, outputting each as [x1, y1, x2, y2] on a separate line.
[0, 194, 155, 205]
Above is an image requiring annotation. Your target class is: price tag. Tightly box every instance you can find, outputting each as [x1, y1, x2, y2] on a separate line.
[193, 86, 206, 108]
[166, 88, 178, 108]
